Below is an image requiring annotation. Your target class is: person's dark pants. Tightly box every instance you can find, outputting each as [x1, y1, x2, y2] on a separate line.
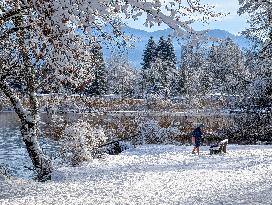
[194, 141, 201, 148]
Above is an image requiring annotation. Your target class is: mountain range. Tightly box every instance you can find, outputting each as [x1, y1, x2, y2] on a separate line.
[103, 27, 253, 68]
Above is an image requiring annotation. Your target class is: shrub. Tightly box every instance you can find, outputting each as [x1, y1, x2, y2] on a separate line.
[59, 120, 107, 165]
[137, 119, 180, 144]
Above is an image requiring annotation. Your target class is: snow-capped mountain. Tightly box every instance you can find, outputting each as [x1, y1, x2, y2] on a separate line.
[103, 27, 253, 68]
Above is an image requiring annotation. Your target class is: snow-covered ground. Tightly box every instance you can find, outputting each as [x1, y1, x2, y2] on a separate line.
[1, 144, 272, 205]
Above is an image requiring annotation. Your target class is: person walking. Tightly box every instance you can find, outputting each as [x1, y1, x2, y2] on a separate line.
[191, 124, 204, 155]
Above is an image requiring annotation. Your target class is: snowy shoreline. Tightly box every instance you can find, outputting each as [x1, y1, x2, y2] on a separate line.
[1, 144, 272, 205]
[0, 109, 237, 117]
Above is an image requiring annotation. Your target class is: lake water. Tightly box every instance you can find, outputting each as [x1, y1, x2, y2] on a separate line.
[0, 112, 58, 179]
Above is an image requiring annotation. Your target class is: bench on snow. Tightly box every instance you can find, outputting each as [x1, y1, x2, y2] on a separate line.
[97, 140, 124, 155]
[209, 139, 228, 155]
[98, 138, 133, 155]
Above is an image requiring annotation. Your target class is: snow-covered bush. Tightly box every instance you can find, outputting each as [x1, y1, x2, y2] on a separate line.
[88, 126, 108, 156]
[45, 114, 67, 140]
[230, 113, 272, 144]
[137, 119, 180, 144]
[59, 120, 107, 165]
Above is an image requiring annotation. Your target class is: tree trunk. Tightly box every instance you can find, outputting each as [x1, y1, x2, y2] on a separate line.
[0, 80, 52, 181]
[21, 121, 52, 181]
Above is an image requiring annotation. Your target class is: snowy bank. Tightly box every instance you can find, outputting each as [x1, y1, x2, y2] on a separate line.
[1, 145, 272, 205]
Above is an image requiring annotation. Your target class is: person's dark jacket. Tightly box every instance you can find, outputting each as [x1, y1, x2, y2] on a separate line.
[192, 127, 202, 143]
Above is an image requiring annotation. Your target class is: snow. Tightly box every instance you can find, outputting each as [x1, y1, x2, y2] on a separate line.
[1, 144, 272, 204]
[107, 110, 232, 117]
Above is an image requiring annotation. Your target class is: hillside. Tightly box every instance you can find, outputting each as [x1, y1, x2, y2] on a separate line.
[103, 27, 252, 68]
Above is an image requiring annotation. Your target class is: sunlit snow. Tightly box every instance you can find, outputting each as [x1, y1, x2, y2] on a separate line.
[1, 144, 272, 205]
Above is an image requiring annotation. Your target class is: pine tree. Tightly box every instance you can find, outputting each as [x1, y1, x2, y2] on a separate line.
[207, 38, 245, 95]
[156, 36, 177, 97]
[140, 37, 158, 96]
[148, 57, 167, 97]
[179, 42, 206, 96]
[247, 36, 272, 108]
[178, 44, 192, 96]
[140, 36, 177, 98]
[176, 64, 187, 95]
[141, 37, 157, 71]
[166, 37, 178, 96]
[164, 37, 177, 69]
[85, 43, 107, 96]
[205, 44, 219, 93]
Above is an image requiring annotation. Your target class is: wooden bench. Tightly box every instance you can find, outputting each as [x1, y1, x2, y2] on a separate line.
[209, 139, 228, 155]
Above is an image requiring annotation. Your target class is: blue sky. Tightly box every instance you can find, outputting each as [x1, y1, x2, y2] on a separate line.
[124, 0, 249, 35]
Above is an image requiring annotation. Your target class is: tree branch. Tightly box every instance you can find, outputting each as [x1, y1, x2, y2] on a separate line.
[0, 7, 28, 23]
[0, 25, 31, 40]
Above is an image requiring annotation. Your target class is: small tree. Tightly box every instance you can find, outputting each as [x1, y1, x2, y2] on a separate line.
[84, 43, 108, 96]
[107, 53, 137, 98]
